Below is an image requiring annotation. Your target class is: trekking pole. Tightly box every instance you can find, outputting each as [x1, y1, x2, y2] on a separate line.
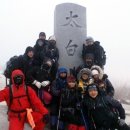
[80, 107, 88, 130]
[91, 115, 96, 130]
[76, 90, 88, 130]
[6, 77, 8, 86]
[57, 94, 63, 130]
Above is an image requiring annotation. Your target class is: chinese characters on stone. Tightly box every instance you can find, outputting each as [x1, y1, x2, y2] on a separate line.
[62, 11, 82, 28]
[65, 40, 78, 56]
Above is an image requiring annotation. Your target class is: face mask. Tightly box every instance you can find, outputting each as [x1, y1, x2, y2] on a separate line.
[38, 40, 44, 46]
[50, 41, 56, 45]
[13, 75, 23, 85]
[86, 60, 93, 66]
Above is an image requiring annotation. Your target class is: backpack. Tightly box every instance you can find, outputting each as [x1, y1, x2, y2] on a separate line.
[4, 56, 19, 79]
[94, 41, 106, 66]
[82, 41, 106, 68]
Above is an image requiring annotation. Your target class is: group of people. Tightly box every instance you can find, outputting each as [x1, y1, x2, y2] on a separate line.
[0, 32, 129, 130]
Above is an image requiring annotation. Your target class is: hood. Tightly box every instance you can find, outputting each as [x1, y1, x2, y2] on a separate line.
[11, 69, 25, 85]
[91, 65, 103, 79]
[48, 35, 56, 41]
[58, 67, 67, 74]
[56, 67, 68, 78]
[24, 46, 34, 55]
[77, 68, 92, 80]
[94, 41, 100, 45]
[102, 74, 108, 80]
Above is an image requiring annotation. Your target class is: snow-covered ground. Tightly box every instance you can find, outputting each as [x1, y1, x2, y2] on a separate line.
[0, 105, 31, 130]
[0, 74, 130, 129]
[123, 103, 130, 124]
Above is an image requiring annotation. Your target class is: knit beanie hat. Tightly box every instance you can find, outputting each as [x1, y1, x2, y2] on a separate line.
[67, 75, 76, 83]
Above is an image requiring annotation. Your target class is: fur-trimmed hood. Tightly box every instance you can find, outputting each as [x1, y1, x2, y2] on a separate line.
[91, 65, 104, 80]
[77, 68, 92, 80]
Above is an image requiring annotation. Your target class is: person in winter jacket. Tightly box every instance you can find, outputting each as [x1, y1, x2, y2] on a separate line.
[16, 46, 37, 84]
[47, 36, 59, 61]
[50, 67, 68, 130]
[39, 32, 46, 40]
[60, 75, 87, 130]
[91, 65, 114, 97]
[26, 58, 52, 104]
[82, 36, 106, 69]
[4, 46, 36, 85]
[83, 84, 130, 130]
[77, 68, 93, 94]
[33, 34, 49, 66]
[0, 69, 49, 130]
[46, 35, 59, 80]
[76, 53, 95, 76]
[4, 55, 19, 83]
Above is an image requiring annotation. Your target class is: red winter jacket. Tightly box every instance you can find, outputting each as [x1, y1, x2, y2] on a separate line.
[0, 69, 48, 118]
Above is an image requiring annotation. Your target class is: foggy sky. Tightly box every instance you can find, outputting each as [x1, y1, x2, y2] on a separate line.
[0, 0, 130, 86]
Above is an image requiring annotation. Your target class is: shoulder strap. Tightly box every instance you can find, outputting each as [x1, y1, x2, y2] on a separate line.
[9, 85, 31, 108]
[9, 85, 13, 108]
[25, 86, 32, 107]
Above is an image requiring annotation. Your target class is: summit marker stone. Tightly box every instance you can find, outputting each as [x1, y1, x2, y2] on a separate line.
[54, 3, 87, 68]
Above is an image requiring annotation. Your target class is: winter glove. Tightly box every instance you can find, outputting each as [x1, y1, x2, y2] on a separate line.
[52, 59, 55, 63]
[32, 80, 41, 89]
[43, 114, 49, 124]
[41, 81, 50, 87]
[118, 119, 126, 126]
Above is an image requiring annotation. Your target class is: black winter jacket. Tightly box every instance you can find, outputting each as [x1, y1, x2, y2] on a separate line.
[83, 95, 125, 129]
[94, 74, 115, 97]
[50, 78, 67, 115]
[60, 87, 84, 125]
[45, 46, 59, 62]
[82, 41, 106, 68]
[33, 39, 48, 66]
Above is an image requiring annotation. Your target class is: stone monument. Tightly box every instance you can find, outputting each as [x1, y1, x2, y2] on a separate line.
[54, 3, 87, 69]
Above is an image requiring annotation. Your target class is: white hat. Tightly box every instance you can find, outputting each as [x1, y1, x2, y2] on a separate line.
[48, 35, 56, 41]
[92, 69, 99, 75]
